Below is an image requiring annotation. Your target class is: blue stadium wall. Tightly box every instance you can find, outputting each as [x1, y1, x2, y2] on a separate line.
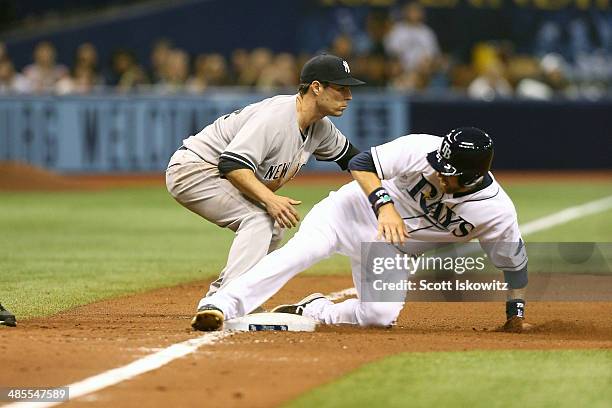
[0, 93, 610, 172]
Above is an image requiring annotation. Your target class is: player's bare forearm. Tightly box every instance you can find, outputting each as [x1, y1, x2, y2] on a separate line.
[225, 168, 276, 203]
[225, 169, 301, 228]
[350, 170, 383, 195]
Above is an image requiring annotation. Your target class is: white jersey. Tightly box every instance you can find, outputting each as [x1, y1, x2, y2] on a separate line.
[182, 94, 349, 191]
[337, 133, 525, 271]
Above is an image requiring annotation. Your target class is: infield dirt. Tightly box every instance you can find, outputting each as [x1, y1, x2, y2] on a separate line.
[2, 276, 611, 408]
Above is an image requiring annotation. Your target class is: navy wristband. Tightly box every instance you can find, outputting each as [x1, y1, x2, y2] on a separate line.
[368, 187, 393, 215]
[368, 187, 389, 205]
[506, 299, 525, 319]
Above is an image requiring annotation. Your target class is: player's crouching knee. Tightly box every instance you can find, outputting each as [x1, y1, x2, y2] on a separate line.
[358, 303, 402, 327]
[165, 172, 179, 198]
[165, 171, 192, 204]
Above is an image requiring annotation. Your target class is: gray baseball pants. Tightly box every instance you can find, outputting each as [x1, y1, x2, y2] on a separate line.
[165, 148, 283, 297]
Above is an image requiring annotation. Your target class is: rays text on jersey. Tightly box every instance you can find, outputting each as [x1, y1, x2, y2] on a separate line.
[406, 174, 475, 237]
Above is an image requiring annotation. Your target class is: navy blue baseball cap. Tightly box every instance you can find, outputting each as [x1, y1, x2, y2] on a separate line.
[300, 54, 365, 86]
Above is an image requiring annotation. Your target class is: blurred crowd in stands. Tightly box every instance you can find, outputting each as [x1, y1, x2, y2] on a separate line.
[1, 2, 611, 100]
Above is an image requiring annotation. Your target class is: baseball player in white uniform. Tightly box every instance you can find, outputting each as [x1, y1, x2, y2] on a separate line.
[166, 54, 365, 302]
[192, 127, 530, 332]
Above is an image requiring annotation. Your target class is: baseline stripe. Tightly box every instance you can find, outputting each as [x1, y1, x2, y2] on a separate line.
[2, 332, 232, 408]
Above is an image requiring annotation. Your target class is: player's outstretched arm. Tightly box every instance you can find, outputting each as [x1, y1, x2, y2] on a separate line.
[499, 266, 532, 333]
[225, 169, 301, 228]
[349, 165, 409, 245]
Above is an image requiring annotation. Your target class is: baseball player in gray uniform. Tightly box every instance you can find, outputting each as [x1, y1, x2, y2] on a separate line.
[191, 128, 531, 333]
[166, 55, 365, 318]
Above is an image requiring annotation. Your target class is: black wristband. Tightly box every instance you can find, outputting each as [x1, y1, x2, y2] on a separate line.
[368, 187, 393, 215]
[506, 299, 525, 319]
[368, 187, 386, 205]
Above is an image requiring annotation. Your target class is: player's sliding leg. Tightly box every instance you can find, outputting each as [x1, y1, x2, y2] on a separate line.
[302, 298, 403, 327]
[201, 200, 340, 320]
[300, 258, 404, 327]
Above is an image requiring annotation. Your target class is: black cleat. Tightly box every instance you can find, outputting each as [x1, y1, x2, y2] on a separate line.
[191, 305, 224, 331]
[271, 293, 326, 315]
[0, 303, 16, 327]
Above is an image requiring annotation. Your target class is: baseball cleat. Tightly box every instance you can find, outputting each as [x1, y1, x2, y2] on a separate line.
[0, 303, 17, 327]
[191, 305, 224, 331]
[271, 293, 326, 315]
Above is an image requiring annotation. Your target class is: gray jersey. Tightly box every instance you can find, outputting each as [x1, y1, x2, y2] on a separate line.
[182, 94, 350, 191]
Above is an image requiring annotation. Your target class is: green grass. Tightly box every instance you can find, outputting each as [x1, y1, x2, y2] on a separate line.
[286, 350, 612, 408]
[502, 183, 612, 241]
[1, 188, 223, 317]
[0, 185, 344, 318]
[1, 181, 611, 318]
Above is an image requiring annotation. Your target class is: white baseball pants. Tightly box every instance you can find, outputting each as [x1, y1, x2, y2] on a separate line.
[202, 182, 405, 327]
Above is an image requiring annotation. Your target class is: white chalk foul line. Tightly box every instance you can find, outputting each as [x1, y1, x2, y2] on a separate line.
[519, 194, 612, 236]
[2, 332, 232, 408]
[4, 194, 611, 408]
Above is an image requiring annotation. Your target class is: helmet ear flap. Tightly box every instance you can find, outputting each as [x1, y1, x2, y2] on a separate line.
[459, 171, 483, 188]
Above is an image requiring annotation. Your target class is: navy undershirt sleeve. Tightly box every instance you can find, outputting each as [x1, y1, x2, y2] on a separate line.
[218, 156, 252, 176]
[348, 150, 377, 173]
